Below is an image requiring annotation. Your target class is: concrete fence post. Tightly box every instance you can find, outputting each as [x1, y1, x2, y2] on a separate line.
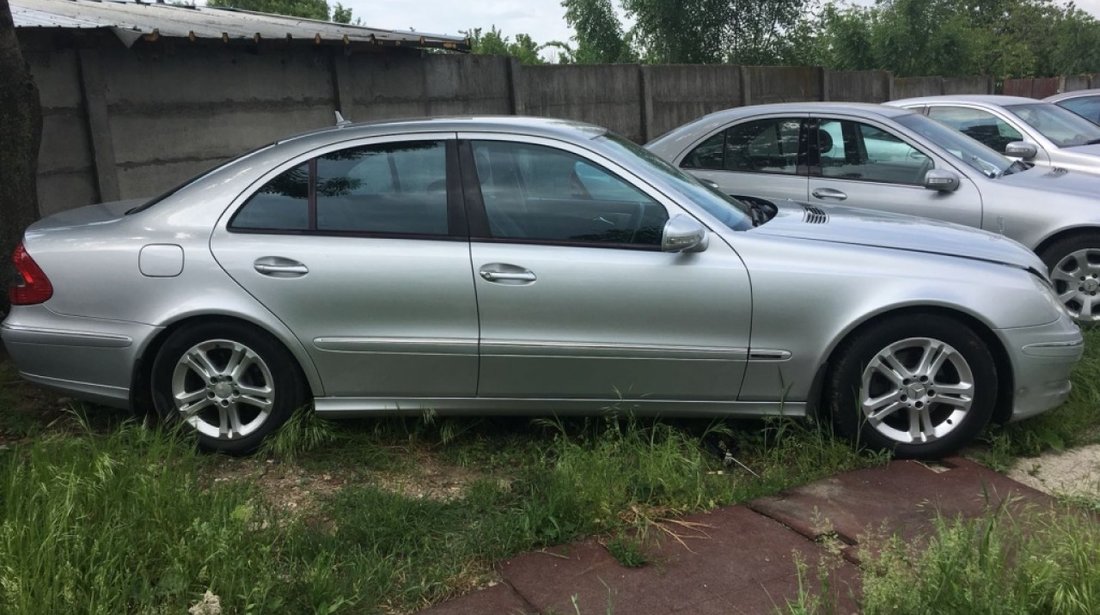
[819, 66, 829, 101]
[739, 65, 751, 106]
[507, 58, 524, 115]
[329, 51, 355, 118]
[639, 65, 654, 142]
[77, 49, 120, 203]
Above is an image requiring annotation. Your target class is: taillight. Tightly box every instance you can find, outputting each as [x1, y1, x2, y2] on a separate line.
[9, 242, 53, 305]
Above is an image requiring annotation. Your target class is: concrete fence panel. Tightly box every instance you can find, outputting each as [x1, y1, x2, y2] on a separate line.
[517, 64, 644, 142]
[826, 70, 891, 102]
[942, 76, 994, 95]
[742, 65, 822, 104]
[892, 77, 944, 99]
[643, 64, 742, 140]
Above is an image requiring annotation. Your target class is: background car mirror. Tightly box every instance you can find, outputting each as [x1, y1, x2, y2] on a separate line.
[1005, 141, 1039, 160]
[923, 169, 961, 193]
[661, 214, 709, 253]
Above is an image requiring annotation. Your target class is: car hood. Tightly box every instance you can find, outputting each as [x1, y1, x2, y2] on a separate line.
[750, 200, 1043, 272]
[26, 199, 143, 235]
[997, 164, 1100, 195]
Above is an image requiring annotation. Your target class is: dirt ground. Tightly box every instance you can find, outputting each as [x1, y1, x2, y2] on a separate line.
[1007, 444, 1100, 499]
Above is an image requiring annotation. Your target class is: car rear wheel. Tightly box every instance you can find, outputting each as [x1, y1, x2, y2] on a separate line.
[151, 321, 306, 454]
[1040, 233, 1100, 322]
[827, 314, 997, 459]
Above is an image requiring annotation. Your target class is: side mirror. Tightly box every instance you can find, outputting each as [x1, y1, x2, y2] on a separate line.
[661, 214, 709, 253]
[923, 169, 961, 192]
[1005, 141, 1038, 160]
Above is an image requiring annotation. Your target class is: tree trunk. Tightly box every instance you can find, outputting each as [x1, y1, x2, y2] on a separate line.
[0, 0, 42, 316]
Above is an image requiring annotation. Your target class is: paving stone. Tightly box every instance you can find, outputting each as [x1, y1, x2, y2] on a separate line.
[418, 582, 536, 615]
[500, 507, 859, 615]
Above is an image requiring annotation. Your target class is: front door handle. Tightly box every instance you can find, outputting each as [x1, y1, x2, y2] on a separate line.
[254, 257, 309, 277]
[479, 263, 537, 284]
[812, 187, 848, 201]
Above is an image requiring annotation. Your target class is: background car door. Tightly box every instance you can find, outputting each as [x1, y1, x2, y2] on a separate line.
[806, 116, 983, 228]
[459, 135, 752, 402]
[210, 136, 480, 398]
[678, 116, 810, 203]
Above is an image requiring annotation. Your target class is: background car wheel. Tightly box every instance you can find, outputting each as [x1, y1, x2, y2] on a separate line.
[1040, 232, 1100, 322]
[151, 321, 307, 454]
[826, 313, 997, 459]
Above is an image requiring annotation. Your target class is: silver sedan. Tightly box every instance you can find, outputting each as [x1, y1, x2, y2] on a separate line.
[2, 117, 1081, 459]
[646, 102, 1100, 321]
[888, 95, 1100, 173]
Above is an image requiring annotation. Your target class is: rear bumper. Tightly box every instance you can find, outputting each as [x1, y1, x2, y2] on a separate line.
[998, 315, 1084, 422]
[1, 306, 159, 408]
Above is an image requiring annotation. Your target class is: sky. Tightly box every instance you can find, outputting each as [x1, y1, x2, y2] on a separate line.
[343, 0, 1100, 52]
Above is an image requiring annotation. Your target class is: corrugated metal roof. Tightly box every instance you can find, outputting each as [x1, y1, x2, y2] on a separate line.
[11, 0, 470, 50]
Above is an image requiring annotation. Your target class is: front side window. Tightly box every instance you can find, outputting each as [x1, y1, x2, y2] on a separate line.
[895, 113, 1014, 178]
[470, 140, 668, 247]
[682, 118, 803, 175]
[815, 120, 932, 185]
[232, 141, 449, 236]
[926, 106, 1023, 153]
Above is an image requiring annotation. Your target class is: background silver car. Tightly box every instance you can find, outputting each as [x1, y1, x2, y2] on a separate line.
[646, 102, 1100, 321]
[889, 95, 1100, 173]
[1045, 89, 1100, 126]
[2, 117, 1081, 459]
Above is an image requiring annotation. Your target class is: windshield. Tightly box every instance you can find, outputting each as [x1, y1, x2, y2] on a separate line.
[1005, 102, 1100, 147]
[895, 113, 1015, 178]
[598, 133, 753, 231]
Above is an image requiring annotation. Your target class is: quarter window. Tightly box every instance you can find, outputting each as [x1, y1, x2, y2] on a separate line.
[470, 141, 668, 247]
[231, 141, 449, 236]
[815, 120, 932, 185]
[926, 106, 1023, 153]
[682, 118, 803, 175]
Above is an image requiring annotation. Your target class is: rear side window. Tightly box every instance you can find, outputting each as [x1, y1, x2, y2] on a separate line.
[231, 141, 449, 236]
[1058, 97, 1100, 125]
[682, 118, 803, 175]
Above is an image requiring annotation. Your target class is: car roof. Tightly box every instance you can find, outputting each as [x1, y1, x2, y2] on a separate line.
[275, 115, 608, 149]
[1045, 89, 1100, 103]
[888, 94, 1039, 108]
[694, 101, 913, 121]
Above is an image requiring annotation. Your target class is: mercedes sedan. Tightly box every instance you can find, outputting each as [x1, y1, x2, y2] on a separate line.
[646, 102, 1100, 321]
[1045, 89, 1100, 126]
[2, 117, 1082, 459]
[888, 95, 1100, 174]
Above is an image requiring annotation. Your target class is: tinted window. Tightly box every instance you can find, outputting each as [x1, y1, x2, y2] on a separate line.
[231, 141, 449, 235]
[232, 162, 310, 230]
[1058, 97, 1100, 125]
[895, 113, 1013, 178]
[926, 106, 1023, 153]
[816, 120, 932, 185]
[682, 118, 802, 174]
[316, 142, 447, 235]
[471, 141, 668, 247]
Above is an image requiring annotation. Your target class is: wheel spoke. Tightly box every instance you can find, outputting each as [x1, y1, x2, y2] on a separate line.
[181, 398, 213, 420]
[184, 350, 220, 382]
[1080, 295, 1095, 317]
[175, 388, 208, 406]
[224, 345, 250, 381]
[227, 404, 245, 437]
[1051, 267, 1080, 285]
[908, 408, 921, 440]
[918, 407, 935, 440]
[915, 340, 948, 378]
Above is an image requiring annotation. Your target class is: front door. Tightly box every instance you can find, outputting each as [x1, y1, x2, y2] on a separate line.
[459, 135, 752, 403]
[806, 116, 984, 229]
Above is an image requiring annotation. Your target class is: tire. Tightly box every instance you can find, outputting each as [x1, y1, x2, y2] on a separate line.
[826, 314, 997, 460]
[1038, 232, 1100, 323]
[151, 321, 307, 455]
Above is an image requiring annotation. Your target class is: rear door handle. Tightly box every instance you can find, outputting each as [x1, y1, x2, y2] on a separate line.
[812, 187, 848, 201]
[479, 264, 536, 284]
[254, 257, 309, 277]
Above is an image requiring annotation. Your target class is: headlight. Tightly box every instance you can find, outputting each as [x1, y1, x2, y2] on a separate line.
[1030, 270, 1072, 319]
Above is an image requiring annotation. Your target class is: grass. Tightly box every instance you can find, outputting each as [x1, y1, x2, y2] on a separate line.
[786, 495, 1100, 615]
[0, 328, 1096, 613]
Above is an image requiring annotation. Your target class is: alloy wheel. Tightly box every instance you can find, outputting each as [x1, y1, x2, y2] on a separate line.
[170, 339, 275, 440]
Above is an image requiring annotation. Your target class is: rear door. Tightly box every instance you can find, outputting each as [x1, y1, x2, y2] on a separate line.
[806, 116, 983, 228]
[678, 115, 810, 203]
[210, 135, 480, 398]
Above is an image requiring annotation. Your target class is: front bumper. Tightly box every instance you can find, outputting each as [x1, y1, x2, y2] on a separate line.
[1, 305, 160, 408]
[998, 315, 1084, 422]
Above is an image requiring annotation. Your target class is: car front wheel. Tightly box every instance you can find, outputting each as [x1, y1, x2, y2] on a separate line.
[151, 321, 306, 454]
[1040, 232, 1100, 322]
[827, 314, 997, 459]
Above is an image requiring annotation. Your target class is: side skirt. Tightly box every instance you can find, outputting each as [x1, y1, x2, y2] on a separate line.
[313, 397, 806, 418]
